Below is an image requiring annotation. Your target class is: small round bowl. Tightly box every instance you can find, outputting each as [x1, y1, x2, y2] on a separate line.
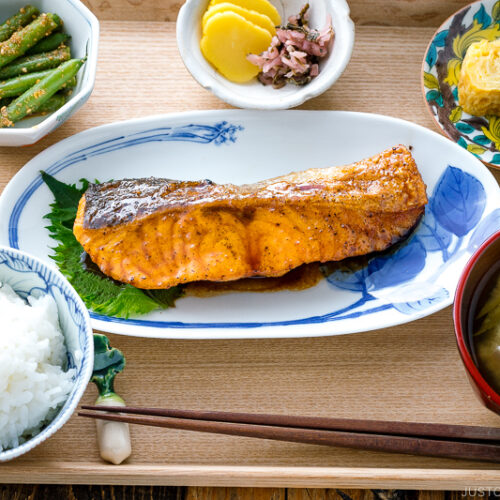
[0, 0, 99, 146]
[177, 0, 354, 110]
[0, 245, 93, 462]
[454, 229, 500, 415]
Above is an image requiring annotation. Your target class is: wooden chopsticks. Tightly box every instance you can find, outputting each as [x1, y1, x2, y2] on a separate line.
[79, 406, 500, 462]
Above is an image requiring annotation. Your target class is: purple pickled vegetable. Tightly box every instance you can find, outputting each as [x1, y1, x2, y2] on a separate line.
[247, 4, 334, 88]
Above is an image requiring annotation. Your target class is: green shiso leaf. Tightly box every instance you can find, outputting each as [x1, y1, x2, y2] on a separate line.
[41, 171, 183, 319]
[143, 287, 184, 308]
[41, 171, 87, 210]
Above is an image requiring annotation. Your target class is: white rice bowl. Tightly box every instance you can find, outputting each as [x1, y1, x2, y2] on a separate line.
[0, 283, 75, 451]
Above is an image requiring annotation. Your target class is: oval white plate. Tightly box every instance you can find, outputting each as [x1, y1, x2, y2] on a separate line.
[1, 110, 499, 339]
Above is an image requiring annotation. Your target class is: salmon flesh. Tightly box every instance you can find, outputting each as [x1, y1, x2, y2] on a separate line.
[73, 146, 428, 289]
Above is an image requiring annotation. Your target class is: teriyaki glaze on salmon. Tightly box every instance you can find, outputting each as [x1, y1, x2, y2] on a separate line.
[73, 146, 428, 289]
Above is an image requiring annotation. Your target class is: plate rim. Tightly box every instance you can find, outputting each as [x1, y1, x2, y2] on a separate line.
[1, 109, 499, 339]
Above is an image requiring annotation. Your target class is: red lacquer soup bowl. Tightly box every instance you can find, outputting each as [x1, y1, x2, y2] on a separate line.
[454, 230, 500, 415]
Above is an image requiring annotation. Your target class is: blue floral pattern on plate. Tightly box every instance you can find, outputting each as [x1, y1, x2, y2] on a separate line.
[325, 165, 495, 319]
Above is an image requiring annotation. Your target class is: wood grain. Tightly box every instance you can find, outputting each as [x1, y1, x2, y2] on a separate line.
[188, 487, 286, 500]
[0, 488, 490, 500]
[1, 18, 500, 490]
[0, 484, 185, 499]
[3, 308, 500, 487]
[188, 490, 490, 500]
[81, 0, 474, 27]
[1, 488, 498, 500]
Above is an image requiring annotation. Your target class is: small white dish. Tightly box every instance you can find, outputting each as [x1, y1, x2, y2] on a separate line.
[176, 0, 354, 109]
[0, 110, 499, 340]
[0, 245, 93, 462]
[0, 0, 99, 146]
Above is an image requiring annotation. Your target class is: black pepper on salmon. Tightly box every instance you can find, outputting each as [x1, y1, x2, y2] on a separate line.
[73, 146, 428, 290]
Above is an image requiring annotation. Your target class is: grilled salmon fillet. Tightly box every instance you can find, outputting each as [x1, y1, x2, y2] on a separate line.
[73, 145, 427, 289]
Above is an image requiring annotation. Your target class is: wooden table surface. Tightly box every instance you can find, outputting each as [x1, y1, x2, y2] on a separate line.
[2, 0, 500, 497]
[0, 486, 497, 499]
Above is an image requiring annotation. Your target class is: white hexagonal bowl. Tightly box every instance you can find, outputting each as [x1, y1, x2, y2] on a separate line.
[177, 0, 354, 109]
[0, 0, 99, 146]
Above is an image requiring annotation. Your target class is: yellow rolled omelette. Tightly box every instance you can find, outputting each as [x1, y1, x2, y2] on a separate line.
[458, 39, 500, 116]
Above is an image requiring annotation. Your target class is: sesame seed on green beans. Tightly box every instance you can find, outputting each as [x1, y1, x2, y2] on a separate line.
[0, 5, 40, 43]
[0, 13, 61, 69]
[0, 58, 84, 127]
[0, 46, 71, 79]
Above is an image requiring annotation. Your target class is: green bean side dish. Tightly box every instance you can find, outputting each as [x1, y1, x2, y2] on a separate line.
[0, 5, 84, 127]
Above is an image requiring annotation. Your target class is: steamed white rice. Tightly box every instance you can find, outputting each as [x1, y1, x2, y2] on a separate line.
[0, 283, 75, 451]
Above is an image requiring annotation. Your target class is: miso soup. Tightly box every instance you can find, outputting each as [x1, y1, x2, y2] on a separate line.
[474, 266, 500, 393]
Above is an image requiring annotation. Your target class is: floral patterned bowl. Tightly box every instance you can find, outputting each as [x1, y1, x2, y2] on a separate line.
[422, 0, 500, 169]
[0, 245, 93, 461]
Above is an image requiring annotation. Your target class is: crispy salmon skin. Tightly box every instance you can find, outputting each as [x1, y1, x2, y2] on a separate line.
[73, 145, 428, 289]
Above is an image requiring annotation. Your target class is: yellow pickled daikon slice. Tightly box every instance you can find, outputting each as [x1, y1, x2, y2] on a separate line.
[202, 3, 275, 36]
[200, 11, 272, 83]
[209, 0, 281, 26]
